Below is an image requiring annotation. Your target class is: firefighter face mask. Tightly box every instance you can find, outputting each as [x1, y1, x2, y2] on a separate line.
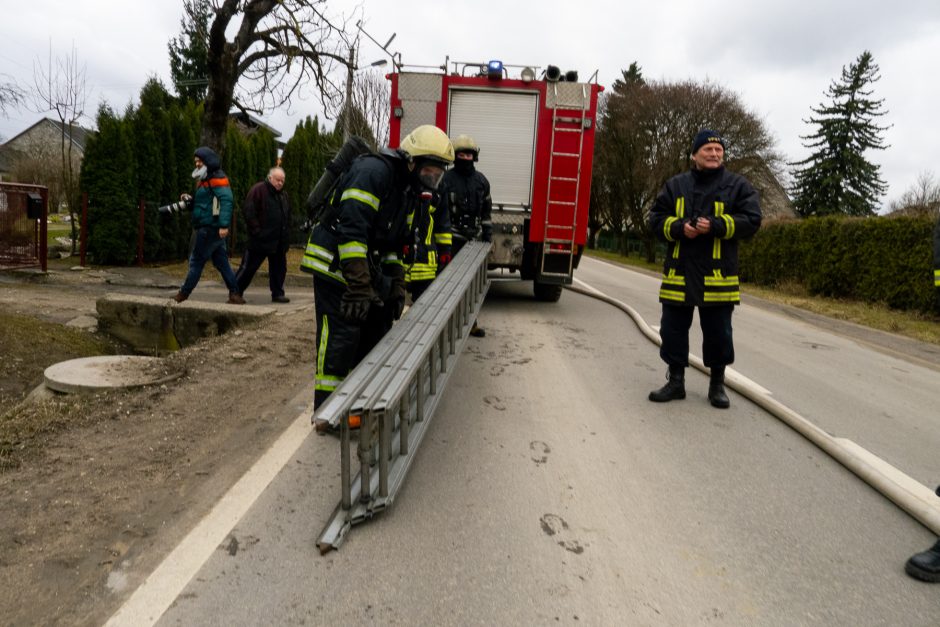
[415, 162, 446, 190]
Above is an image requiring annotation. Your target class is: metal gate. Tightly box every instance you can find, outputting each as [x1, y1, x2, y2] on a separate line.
[0, 183, 47, 271]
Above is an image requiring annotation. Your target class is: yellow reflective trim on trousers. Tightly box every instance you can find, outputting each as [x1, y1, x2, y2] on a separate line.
[435, 232, 452, 245]
[935, 269, 940, 286]
[660, 289, 685, 302]
[340, 188, 380, 211]
[338, 241, 368, 260]
[316, 314, 329, 383]
[315, 376, 343, 392]
[703, 291, 740, 302]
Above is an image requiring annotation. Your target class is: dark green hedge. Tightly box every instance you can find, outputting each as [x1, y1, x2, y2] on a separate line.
[740, 215, 936, 313]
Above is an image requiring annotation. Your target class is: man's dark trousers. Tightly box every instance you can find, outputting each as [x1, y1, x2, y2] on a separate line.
[659, 303, 734, 368]
[235, 248, 287, 299]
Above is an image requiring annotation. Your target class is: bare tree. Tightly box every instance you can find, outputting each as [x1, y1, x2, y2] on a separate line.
[888, 171, 940, 217]
[596, 76, 781, 262]
[32, 42, 88, 252]
[0, 74, 25, 120]
[195, 0, 352, 151]
[352, 68, 390, 147]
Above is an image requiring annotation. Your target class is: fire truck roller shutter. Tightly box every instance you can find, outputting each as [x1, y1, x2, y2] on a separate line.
[397, 73, 444, 144]
[447, 89, 538, 209]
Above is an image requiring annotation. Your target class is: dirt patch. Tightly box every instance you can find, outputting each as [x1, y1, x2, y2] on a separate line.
[0, 263, 316, 626]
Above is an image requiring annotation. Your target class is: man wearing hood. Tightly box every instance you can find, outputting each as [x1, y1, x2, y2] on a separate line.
[647, 129, 762, 408]
[173, 146, 245, 305]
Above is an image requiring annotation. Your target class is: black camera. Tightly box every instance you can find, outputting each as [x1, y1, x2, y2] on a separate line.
[158, 198, 191, 214]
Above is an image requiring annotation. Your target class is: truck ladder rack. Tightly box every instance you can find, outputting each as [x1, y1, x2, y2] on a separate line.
[540, 81, 589, 279]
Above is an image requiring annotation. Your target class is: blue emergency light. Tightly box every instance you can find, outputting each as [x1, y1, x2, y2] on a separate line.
[487, 60, 503, 80]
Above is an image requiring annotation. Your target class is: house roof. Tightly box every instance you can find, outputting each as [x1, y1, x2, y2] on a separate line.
[1, 117, 95, 152]
[229, 111, 282, 138]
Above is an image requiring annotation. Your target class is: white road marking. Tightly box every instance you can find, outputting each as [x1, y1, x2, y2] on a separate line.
[105, 404, 314, 626]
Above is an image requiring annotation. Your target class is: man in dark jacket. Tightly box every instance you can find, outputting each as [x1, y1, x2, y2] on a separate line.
[440, 133, 491, 336]
[300, 125, 454, 430]
[647, 129, 762, 408]
[235, 166, 291, 303]
[174, 146, 244, 305]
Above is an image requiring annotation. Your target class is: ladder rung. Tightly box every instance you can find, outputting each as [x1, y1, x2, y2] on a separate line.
[545, 237, 575, 243]
[551, 152, 579, 158]
[538, 270, 572, 277]
[553, 128, 584, 133]
[547, 200, 576, 206]
[550, 176, 578, 182]
[545, 229, 575, 235]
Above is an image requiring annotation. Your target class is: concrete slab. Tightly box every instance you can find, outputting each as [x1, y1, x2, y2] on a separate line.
[96, 293, 276, 353]
[44, 356, 185, 394]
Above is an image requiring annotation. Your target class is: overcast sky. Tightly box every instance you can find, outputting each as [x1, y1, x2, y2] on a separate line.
[1, 0, 938, 209]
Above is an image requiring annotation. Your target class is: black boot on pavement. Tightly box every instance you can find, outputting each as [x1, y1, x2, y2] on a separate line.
[272, 295, 290, 303]
[227, 292, 246, 305]
[173, 291, 188, 303]
[905, 539, 940, 583]
[708, 365, 730, 408]
[469, 321, 485, 337]
[649, 365, 685, 402]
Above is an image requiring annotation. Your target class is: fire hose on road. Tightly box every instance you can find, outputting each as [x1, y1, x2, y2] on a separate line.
[566, 279, 940, 536]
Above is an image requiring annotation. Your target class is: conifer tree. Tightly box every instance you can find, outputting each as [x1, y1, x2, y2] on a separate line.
[791, 51, 889, 217]
[80, 105, 137, 265]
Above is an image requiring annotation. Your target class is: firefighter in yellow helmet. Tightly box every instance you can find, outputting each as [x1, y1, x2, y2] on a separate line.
[303, 125, 454, 432]
[440, 133, 492, 336]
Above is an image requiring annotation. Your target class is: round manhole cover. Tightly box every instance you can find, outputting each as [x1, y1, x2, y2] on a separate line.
[44, 356, 184, 394]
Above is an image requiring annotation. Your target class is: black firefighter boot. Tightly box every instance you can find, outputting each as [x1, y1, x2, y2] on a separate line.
[649, 365, 686, 402]
[905, 539, 940, 583]
[708, 366, 730, 409]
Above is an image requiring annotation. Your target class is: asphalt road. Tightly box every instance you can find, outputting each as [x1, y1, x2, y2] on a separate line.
[111, 257, 940, 626]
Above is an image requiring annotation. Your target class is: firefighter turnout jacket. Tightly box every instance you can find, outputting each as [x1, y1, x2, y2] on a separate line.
[405, 191, 452, 284]
[441, 162, 493, 242]
[649, 166, 761, 307]
[301, 152, 410, 287]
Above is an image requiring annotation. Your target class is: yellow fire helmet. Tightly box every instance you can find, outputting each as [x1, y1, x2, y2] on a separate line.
[451, 134, 480, 160]
[400, 125, 455, 167]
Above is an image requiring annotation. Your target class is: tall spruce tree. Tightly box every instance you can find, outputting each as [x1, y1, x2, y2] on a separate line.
[791, 50, 889, 217]
[168, 0, 211, 103]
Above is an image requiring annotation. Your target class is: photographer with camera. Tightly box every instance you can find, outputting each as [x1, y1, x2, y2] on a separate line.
[171, 147, 244, 305]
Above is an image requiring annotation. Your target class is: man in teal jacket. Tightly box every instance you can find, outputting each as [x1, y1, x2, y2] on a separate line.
[173, 146, 244, 304]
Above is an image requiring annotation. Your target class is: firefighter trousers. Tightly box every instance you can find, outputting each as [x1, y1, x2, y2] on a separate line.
[313, 276, 393, 408]
[659, 303, 734, 369]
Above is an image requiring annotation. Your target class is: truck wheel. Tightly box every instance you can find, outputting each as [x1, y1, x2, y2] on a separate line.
[533, 281, 563, 302]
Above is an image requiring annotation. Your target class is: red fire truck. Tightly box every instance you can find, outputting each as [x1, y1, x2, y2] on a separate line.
[388, 59, 604, 301]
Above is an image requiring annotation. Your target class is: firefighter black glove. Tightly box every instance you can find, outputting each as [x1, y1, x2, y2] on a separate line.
[340, 258, 380, 322]
[481, 224, 493, 243]
[384, 263, 407, 320]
